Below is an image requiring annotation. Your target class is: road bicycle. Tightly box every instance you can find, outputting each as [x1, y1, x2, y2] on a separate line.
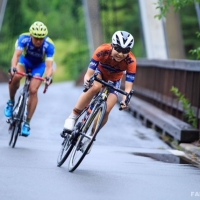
[6, 68, 49, 148]
[57, 72, 134, 172]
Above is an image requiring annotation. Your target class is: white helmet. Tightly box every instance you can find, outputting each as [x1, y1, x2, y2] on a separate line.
[112, 31, 134, 49]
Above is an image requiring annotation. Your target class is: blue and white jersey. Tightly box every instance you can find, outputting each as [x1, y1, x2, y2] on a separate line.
[15, 32, 55, 64]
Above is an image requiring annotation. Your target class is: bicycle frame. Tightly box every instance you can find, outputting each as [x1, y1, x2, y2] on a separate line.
[7, 70, 46, 148]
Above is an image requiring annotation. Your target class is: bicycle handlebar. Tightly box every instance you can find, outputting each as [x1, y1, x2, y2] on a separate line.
[83, 72, 134, 110]
[8, 68, 50, 94]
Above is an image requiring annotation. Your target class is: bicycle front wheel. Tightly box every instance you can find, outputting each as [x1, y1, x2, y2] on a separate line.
[57, 134, 74, 167]
[11, 121, 21, 148]
[8, 123, 15, 146]
[68, 101, 107, 172]
[10, 95, 25, 148]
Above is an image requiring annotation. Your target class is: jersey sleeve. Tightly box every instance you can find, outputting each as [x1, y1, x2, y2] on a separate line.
[15, 33, 30, 51]
[45, 37, 55, 61]
[88, 58, 99, 70]
[88, 44, 109, 70]
[126, 54, 137, 83]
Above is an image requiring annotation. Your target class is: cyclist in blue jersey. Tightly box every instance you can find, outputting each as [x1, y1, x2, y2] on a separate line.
[4, 21, 55, 136]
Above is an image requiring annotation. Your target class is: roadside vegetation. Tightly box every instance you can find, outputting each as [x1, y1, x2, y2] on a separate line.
[0, 0, 143, 82]
[156, 0, 199, 129]
[0, 0, 199, 82]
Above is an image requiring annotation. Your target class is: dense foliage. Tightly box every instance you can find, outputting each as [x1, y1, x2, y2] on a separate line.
[0, 0, 199, 81]
[0, 0, 89, 81]
[0, 0, 144, 81]
[155, 0, 200, 18]
[156, 0, 200, 59]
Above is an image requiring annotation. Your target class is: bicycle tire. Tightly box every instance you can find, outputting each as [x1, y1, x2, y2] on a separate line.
[11, 95, 25, 148]
[57, 134, 74, 167]
[8, 123, 15, 146]
[8, 111, 18, 146]
[11, 121, 21, 148]
[68, 101, 107, 172]
[8, 101, 20, 146]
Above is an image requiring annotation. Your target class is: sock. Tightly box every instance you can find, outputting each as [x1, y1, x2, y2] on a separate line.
[9, 99, 15, 104]
[69, 112, 78, 119]
[26, 118, 31, 124]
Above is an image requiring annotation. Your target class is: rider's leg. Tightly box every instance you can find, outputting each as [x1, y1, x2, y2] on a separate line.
[9, 65, 25, 100]
[63, 80, 102, 131]
[76, 81, 102, 110]
[102, 93, 118, 125]
[21, 78, 42, 136]
[22, 61, 45, 136]
[4, 65, 24, 117]
[27, 78, 42, 121]
[26, 62, 45, 123]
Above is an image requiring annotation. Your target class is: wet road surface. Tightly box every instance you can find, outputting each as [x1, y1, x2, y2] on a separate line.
[0, 82, 200, 200]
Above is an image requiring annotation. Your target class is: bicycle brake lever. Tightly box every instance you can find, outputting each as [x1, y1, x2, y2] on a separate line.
[83, 75, 95, 92]
[119, 90, 134, 111]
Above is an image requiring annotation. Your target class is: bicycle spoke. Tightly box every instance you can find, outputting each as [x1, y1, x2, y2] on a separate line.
[57, 134, 73, 167]
[68, 103, 106, 172]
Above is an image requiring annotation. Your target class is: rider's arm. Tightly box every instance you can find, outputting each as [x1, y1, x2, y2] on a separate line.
[11, 49, 22, 68]
[45, 60, 54, 77]
[45, 38, 55, 77]
[84, 68, 95, 83]
[122, 81, 133, 101]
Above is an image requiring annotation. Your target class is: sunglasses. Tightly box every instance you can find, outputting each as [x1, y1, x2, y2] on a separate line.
[113, 44, 130, 54]
[32, 36, 45, 41]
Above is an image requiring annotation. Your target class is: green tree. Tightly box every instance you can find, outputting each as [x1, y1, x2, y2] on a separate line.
[100, 0, 145, 57]
[0, 0, 144, 81]
[155, 0, 200, 59]
[155, 0, 200, 19]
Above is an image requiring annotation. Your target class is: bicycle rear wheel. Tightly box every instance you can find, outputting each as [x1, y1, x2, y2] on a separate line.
[68, 102, 106, 172]
[57, 134, 74, 167]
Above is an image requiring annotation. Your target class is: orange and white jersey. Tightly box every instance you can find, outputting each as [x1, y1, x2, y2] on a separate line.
[89, 43, 137, 82]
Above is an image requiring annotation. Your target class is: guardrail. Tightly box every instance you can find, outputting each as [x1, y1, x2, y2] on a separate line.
[125, 58, 200, 143]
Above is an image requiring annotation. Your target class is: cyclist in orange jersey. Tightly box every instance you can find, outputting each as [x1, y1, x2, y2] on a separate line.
[62, 30, 136, 135]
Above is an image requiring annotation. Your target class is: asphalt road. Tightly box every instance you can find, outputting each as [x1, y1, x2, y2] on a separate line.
[0, 82, 200, 200]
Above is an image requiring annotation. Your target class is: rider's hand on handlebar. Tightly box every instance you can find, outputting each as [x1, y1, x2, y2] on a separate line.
[45, 76, 53, 86]
[9, 67, 17, 76]
[84, 80, 91, 89]
[120, 100, 129, 110]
